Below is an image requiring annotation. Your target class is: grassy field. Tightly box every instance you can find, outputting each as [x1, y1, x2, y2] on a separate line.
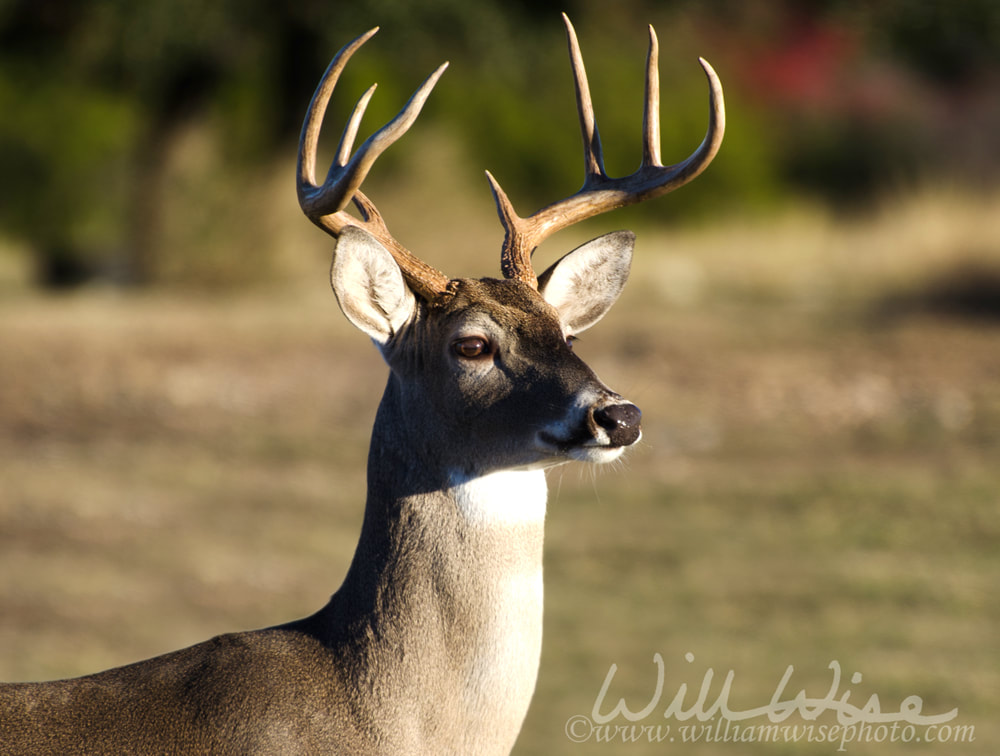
[1, 187, 997, 754]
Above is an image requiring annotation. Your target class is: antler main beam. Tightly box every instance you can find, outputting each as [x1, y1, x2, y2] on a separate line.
[487, 13, 726, 288]
[297, 28, 452, 301]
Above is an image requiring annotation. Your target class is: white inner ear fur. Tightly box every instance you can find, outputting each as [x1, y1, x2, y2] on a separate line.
[330, 226, 417, 345]
[537, 230, 635, 334]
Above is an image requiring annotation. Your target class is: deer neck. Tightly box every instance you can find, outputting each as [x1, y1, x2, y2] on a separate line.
[317, 376, 547, 747]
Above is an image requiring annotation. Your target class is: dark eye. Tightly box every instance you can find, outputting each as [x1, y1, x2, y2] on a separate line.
[566, 335, 578, 351]
[452, 336, 492, 359]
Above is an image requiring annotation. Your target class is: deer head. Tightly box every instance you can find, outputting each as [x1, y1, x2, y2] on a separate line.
[296, 14, 724, 477]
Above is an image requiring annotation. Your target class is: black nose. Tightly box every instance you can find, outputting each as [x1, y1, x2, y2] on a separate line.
[593, 403, 642, 447]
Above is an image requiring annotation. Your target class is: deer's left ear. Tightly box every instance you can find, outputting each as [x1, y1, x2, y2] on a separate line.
[537, 230, 634, 334]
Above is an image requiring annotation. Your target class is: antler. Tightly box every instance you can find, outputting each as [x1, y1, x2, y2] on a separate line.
[486, 14, 726, 288]
[297, 28, 452, 301]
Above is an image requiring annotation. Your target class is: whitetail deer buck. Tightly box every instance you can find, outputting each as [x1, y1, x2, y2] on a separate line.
[0, 15, 723, 754]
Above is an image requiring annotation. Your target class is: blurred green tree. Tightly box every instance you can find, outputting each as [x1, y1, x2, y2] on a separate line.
[0, 0, 995, 287]
[0, 0, 329, 284]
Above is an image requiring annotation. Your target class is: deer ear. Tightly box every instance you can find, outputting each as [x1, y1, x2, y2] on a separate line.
[330, 226, 417, 345]
[537, 230, 634, 334]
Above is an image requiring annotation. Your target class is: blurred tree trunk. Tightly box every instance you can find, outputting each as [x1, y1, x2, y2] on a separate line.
[120, 58, 220, 285]
[35, 242, 93, 288]
[122, 119, 174, 285]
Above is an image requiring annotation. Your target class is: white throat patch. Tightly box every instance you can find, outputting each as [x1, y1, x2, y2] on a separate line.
[449, 469, 548, 527]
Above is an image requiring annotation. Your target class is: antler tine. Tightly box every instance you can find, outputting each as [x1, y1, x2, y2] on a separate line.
[297, 28, 452, 301]
[297, 28, 376, 205]
[564, 14, 605, 184]
[333, 84, 377, 178]
[642, 25, 661, 168]
[488, 15, 726, 289]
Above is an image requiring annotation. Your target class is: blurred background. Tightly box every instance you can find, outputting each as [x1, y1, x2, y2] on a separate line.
[1, 1, 997, 753]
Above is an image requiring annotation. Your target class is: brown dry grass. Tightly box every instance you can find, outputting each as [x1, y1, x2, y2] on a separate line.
[1, 184, 998, 754]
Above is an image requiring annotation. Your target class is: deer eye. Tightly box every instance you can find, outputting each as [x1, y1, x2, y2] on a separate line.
[566, 335, 578, 351]
[452, 336, 492, 359]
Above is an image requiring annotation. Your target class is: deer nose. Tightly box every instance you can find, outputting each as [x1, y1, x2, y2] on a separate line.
[593, 402, 642, 447]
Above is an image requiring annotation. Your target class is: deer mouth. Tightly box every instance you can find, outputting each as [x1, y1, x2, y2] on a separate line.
[537, 430, 639, 463]
[538, 433, 632, 464]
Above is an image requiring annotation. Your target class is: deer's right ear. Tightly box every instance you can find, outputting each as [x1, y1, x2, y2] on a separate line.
[331, 226, 417, 345]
